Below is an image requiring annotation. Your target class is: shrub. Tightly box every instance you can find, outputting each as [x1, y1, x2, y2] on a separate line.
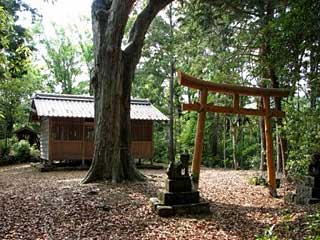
[0, 138, 17, 165]
[12, 140, 31, 163]
[0, 137, 39, 165]
[0, 139, 10, 157]
[283, 99, 320, 177]
[30, 144, 40, 161]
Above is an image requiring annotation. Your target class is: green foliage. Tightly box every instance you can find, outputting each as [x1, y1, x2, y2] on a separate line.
[0, 1, 42, 139]
[248, 176, 267, 186]
[256, 209, 320, 240]
[12, 140, 31, 162]
[305, 212, 320, 236]
[41, 24, 82, 94]
[36, 17, 93, 95]
[0, 139, 10, 156]
[152, 122, 168, 163]
[173, 0, 320, 172]
[283, 98, 320, 177]
[0, 137, 39, 165]
[0, 137, 17, 164]
[256, 225, 279, 240]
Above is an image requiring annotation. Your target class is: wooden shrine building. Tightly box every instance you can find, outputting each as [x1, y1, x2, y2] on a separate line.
[30, 93, 168, 164]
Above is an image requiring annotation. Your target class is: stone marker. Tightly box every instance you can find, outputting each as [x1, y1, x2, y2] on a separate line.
[294, 152, 320, 204]
[150, 153, 210, 217]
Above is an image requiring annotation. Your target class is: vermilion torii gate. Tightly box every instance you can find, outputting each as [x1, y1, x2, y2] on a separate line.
[178, 71, 290, 196]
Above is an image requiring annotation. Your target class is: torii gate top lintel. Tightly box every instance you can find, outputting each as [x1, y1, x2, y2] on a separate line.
[178, 71, 289, 197]
[178, 71, 290, 98]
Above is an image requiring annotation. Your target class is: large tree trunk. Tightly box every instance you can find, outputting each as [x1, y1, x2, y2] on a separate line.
[119, 55, 145, 181]
[83, 0, 173, 184]
[83, 1, 130, 183]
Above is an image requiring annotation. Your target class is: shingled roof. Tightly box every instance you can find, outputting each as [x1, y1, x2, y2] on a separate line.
[31, 93, 168, 121]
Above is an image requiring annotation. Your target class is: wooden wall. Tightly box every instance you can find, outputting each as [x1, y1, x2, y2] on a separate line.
[44, 118, 154, 162]
[131, 120, 154, 159]
[40, 117, 49, 160]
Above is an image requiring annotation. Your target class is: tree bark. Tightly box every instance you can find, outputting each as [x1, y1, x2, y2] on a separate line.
[223, 116, 227, 168]
[83, 0, 173, 184]
[258, 98, 266, 171]
[270, 69, 288, 176]
[168, 3, 175, 162]
[231, 119, 239, 170]
[211, 114, 219, 159]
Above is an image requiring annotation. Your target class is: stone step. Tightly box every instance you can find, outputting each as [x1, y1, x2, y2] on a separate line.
[307, 198, 320, 204]
[296, 185, 320, 198]
[150, 197, 210, 217]
[304, 176, 320, 188]
[158, 191, 199, 205]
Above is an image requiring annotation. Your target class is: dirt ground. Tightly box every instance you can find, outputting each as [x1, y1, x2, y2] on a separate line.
[0, 164, 315, 240]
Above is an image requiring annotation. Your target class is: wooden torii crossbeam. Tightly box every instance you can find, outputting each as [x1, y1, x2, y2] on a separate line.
[178, 71, 290, 196]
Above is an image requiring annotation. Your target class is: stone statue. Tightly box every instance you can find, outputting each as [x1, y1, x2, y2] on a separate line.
[166, 153, 189, 179]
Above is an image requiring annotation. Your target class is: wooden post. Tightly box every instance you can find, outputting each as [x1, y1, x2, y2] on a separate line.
[233, 94, 240, 111]
[81, 121, 85, 167]
[48, 118, 52, 166]
[191, 89, 208, 190]
[263, 96, 277, 196]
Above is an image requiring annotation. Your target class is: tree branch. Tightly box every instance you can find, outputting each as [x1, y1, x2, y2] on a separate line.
[124, 0, 174, 63]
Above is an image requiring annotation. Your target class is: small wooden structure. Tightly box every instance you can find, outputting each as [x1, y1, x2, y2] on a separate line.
[14, 126, 39, 148]
[30, 93, 168, 165]
[178, 71, 289, 196]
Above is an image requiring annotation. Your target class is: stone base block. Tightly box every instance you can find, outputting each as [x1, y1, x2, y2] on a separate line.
[296, 185, 320, 199]
[306, 198, 320, 204]
[158, 191, 199, 205]
[150, 197, 210, 217]
[304, 176, 320, 188]
[165, 178, 192, 192]
[296, 197, 320, 205]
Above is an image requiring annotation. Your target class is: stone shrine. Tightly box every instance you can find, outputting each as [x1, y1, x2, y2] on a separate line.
[150, 153, 210, 217]
[295, 152, 320, 204]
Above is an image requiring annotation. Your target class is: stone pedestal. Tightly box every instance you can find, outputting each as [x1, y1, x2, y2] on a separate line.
[150, 155, 210, 217]
[150, 197, 210, 217]
[288, 153, 320, 205]
[295, 176, 320, 204]
[150, 176, 210, 217]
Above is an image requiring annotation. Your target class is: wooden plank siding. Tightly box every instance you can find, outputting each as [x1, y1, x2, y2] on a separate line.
[45, 117, 154, 162]
[40, 117, 49, 161]
[131, 141, 154, 159]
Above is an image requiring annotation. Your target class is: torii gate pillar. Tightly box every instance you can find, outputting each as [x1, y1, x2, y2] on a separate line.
[191, 89, 207, 189]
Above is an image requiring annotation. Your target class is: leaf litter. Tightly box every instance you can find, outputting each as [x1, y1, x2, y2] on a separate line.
[0, 164, 316, 240]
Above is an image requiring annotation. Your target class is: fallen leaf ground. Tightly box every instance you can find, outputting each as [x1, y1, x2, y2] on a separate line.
[0, 164, 317, 240]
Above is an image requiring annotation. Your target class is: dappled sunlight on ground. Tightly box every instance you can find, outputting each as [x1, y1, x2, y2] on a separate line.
[0, 164, 314, 239]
